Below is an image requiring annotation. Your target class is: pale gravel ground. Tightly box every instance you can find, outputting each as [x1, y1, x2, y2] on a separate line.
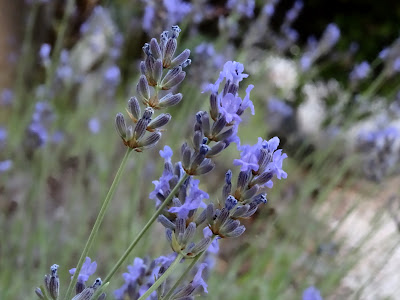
[320, 177, 400, 300]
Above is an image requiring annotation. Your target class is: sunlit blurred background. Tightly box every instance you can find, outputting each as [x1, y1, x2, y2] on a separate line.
[1, 0, 400, 299]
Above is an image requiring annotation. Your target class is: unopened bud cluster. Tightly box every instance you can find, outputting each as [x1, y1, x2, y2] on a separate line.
[115, 25, 190, 151]
[35, 263, 105, 300]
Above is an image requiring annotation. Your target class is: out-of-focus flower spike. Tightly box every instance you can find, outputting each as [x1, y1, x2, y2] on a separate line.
[150, 38, 162, 59]
[127, 97, 141, 121]
[159, 93, 183, 108]
[137, 75, 150, 102]
[171, 49, 191, 68]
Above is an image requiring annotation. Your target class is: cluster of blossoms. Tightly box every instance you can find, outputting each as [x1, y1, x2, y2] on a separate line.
[357, 126, 400, 181]
[113, 60, 287, 299]
[34, 23, 288, 299]
[115, 25, 190, 151]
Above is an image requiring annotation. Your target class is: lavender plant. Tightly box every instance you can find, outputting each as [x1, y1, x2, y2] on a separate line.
[33, 23, 288, 299]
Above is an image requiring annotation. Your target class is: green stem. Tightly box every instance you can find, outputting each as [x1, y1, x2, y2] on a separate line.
[163, 251, 205, 300]
[362, 71, 386, 99]
[45, 0, 75, 96]
[138, 253, 184, 300]
[103, 173, 190, 283]
[64, 148, 132, 300]
[14, 2, 39, 112]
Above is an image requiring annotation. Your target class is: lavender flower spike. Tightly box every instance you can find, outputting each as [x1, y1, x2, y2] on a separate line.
[233, 137, 287, 187]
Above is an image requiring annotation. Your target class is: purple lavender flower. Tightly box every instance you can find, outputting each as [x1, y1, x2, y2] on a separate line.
[350, 61, 371, 81]
[163, 0, 192, 25]
[39, 43, 51, 64]
[168, 178, 209, 219]
[203, 227, 219, 254]
[268, 97, 293, 117]
[114, 255, 175, 300]
[393, 57, 400, 73]
[300, 54, 312, 71]
[142, 3, 155, 33]
[104, 65, 121, 87]
[0, 127, 7, 144]
[203, 61, 254, 128]
[28, 123, 48, 147]
[263, 3, 275, 16]
[69, 257, 97, 284]
[0, 160, 13, 173]
[192, 263, 208, 293]
[160, 145, 173, 163]
[233, 137, 288, 187]
[379, 48, 389, 60]
[321, 23, 340, 49]
[226, 0, 255, 18]
[88, 118, 101, 134]
[1, 89, 14, 106]
[303, 286, 323, 300]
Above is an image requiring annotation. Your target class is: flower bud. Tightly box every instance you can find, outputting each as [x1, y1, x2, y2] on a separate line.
[163, 37, 177, 68]
[137, 75, 150, 102]
[115, 113, 127, 139]
[161, 67, 185, 90]
[159, 93, 182, 108]
[171, 49, 190, 68]
[139, 132, 161, 149]
[128, 97, 141, 121]
[150, 38, 162, 59]
[148, 113, 171, 130]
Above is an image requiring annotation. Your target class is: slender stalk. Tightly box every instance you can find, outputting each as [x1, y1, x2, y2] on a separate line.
[14, 2, 39, 112]
[45, 0, 75, 95]
[362, 71, 386, 99]
[138, 253, 184, 300]
[163, 251, 205, 300]
[64, 148, 132, 300]
[103, 173, 190, 283]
